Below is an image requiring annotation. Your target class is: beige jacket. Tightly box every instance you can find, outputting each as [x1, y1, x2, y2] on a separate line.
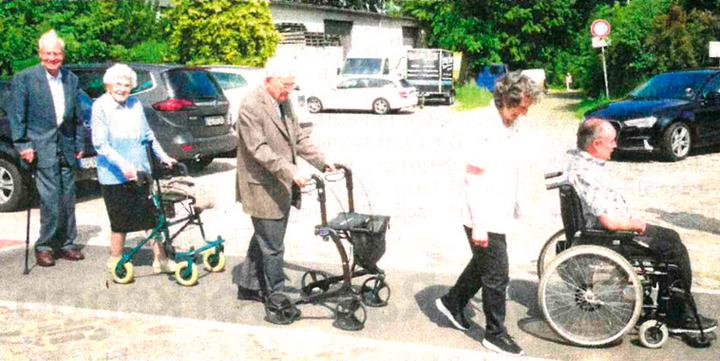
[235, 86, 326, 219]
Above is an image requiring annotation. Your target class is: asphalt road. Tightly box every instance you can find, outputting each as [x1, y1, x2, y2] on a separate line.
[1, 95, 718, 360]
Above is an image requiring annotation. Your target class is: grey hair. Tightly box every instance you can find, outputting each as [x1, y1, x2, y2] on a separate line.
[38, 29, 65, 52]
[264, 57, 296, 79]
[492, 71, 541, 109]
[577, 118, 608, 150]
[103, 63, 137, 88]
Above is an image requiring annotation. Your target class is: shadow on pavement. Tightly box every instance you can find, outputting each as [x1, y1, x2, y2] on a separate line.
[646, 208, 720, 235]
[413, 285, 486, 344]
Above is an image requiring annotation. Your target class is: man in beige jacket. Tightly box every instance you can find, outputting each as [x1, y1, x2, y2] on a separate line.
[234, 65, 332, 315]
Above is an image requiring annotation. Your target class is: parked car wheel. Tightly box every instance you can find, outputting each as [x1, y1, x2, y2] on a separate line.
[661, 122, 691, 161]
[0, 158, 27, 212]
[307, 97, 323, 113]
[184, 157, 213, 171]
[372, 98, 390, 114]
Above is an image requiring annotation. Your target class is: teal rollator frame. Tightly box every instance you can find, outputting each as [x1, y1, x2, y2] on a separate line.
[109, 141, 225, 286]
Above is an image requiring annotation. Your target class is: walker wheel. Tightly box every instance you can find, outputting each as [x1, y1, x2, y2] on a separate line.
[202, 248, 225, 272]
[333, 298, 366, 331]
[264, 293, 300, 325]
[110, 260, 134, 284]
[301, 271, 330, 296]
[360, 276, 391, 307]
[638, 320, 668, 348]
[174, 261, 198, 286]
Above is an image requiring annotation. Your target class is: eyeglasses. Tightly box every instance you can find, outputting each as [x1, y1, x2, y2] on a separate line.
[273, 78, 295, 90]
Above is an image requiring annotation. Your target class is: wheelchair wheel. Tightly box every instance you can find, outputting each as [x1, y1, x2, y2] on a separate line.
[174, 261, 198, 286]
[110, 260, 134, 284]
[538, 245, 642, 346]
[202, 248, 225, 272]
[537, 229, 569, 279]
[300, 270, 330, 296]
[360, 276, 391, 307]
[638, 320, 669, 348]
[333, 298, 366, 331]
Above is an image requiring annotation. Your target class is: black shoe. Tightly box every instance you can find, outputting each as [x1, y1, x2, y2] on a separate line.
[668, 313, 718, 334]
[482, 333, 524, 356]
[237, 287, 265, 303]
[435, 295, 471, 331]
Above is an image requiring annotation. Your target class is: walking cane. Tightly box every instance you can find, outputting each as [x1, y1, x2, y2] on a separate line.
[23, 159, 36, 275]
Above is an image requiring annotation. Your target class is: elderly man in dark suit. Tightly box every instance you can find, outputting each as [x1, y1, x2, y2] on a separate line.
[9, 30, 85, 267]
[234, 64, 334, 313]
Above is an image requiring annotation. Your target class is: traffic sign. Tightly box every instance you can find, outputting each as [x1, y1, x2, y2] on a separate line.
[591, 19, 611, 38]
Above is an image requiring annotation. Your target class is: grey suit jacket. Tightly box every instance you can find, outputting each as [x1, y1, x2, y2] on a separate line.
[9, 64, 83, 168]
[235, 86, 327, 219]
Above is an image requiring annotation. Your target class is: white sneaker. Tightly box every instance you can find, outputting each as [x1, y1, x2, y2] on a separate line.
[153, 259, 177, 274]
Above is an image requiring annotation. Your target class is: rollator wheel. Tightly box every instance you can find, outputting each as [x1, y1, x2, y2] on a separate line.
[537, 229, 568, 279]
[301, 271, 330, 296]
[110, 260, 134, 284]
[174, 261, 198, 286]
[538, 245, 642, 346]
[264, 293, 300, 325]
[638, 320, 669, 348]
[333, 298, 366, 331]
[360, 276, 391, 307]
[202, 248, 225, 272]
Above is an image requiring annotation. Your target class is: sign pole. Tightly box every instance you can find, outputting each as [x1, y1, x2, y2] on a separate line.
[601, 45, 609, 98]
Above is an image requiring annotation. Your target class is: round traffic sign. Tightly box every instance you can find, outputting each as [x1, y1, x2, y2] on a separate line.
[590, 19, 611, 38]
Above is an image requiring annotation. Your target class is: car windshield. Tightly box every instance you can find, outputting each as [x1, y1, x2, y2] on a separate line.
[342, 58, 382, 75]
[630, 72, 711, 100]
[166, 69, 223, 100]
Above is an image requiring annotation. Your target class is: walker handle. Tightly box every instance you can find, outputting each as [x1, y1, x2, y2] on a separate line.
[311, 174, 327, 226]
[333, 163, 354, 213]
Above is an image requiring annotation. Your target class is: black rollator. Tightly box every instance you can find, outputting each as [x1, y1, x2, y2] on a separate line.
[22, 159, 36, 275]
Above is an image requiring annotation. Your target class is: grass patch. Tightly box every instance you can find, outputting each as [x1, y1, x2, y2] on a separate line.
[454, 82, 493, 111]
[574, 97, 612, 119]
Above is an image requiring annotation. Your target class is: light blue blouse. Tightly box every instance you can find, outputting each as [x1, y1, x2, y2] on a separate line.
[91, 93, 170, 185]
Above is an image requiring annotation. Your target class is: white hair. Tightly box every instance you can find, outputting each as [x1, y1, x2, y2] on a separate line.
[103, 63, 137, 88]
[264, 58, 296, 79]
[38, 29, 65, 52]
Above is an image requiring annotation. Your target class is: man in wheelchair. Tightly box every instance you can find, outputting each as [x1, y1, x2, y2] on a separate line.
[565, 118, 717, 335]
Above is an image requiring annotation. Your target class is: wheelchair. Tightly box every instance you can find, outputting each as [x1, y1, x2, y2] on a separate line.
[536, 172, 715, 348]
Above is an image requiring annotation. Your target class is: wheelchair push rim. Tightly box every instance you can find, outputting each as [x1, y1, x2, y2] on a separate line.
[538, 245, 643, 346]
[537, 229, 568, 279]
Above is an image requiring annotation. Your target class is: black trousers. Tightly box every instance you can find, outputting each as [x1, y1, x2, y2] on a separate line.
[445, 226, 509, 336]
[235, 211, 290, 294]
[644, 224, 694, 317]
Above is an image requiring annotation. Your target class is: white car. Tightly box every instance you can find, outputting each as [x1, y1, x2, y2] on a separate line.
[306, 77, 418, 114]
[204, 65, 307, 126]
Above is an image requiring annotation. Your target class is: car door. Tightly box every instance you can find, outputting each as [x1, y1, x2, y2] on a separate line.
[328, 78, 360, 110]
[694, 74, 720, 145]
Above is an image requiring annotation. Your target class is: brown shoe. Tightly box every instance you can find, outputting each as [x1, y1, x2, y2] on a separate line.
[59, 248, 85, 261]
[35, 250, 55, 267]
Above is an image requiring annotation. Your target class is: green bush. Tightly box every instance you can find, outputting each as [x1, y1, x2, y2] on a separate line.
[454, 82, 493, 111]
[574, 96, 612, 119]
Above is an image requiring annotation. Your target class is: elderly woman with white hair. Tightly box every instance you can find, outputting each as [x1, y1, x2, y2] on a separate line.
[91, 63, 177, 275]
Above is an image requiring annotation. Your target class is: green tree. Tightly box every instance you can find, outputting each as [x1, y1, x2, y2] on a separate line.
[685, 9, 720, 66]
[164, 0, 279, 66]
[0, 0, 165, 78]
[646, 6, 698, 73]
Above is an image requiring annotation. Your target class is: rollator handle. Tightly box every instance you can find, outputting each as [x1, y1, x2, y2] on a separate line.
[311, 174, 328, 226]
[333, 163, 354, 213]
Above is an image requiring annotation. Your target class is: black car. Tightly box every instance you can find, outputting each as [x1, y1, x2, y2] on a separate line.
[0, 80, 27, 211]
[68, 64, 237, 168]
[585, 69, 720, 161]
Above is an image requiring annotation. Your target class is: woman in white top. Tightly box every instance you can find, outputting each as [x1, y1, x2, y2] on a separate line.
[435, 72, 541, 356]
